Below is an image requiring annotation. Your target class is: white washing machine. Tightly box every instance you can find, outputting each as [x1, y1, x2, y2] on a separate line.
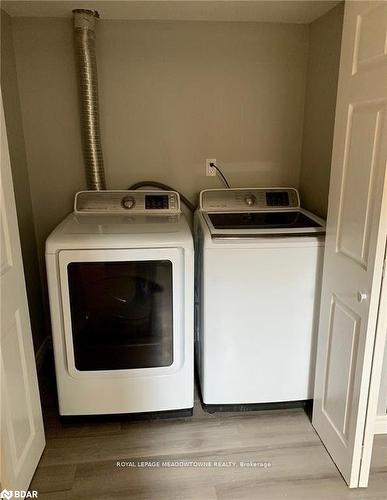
[194, 188, 325, 407]
[46, 190, 193, 416]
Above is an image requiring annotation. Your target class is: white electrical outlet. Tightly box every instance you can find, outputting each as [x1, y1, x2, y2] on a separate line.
[206, 159, 217, 177]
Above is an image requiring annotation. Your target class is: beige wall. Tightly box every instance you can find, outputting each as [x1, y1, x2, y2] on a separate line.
[299, 2, 344, 218]
[11, 18, 309, 255]
[378, 342, 387, 416]
[3, 11, 344, 352]
[1, 10, 47, 354]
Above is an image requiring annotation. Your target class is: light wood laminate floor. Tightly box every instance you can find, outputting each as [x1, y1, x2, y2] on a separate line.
[31, 361, 387, 499]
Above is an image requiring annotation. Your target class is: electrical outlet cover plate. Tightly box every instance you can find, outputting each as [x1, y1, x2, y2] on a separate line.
[206, 159, 217, 177]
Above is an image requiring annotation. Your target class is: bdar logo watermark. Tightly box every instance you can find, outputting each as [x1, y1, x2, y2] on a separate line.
[1, 490, 38, 499]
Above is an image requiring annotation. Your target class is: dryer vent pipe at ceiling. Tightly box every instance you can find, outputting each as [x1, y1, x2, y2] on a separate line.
[73, 8, 106, 190]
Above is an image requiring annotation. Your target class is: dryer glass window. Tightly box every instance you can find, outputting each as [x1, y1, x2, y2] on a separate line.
[67, 260, 173, 371]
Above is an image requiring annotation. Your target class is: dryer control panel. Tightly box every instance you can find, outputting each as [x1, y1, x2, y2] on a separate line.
[75, 190, 180, 214]
[200, 188, 300, 212]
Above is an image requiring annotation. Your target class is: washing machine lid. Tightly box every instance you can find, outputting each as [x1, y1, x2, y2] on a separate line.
[208, 211, 322, 230]
[199, 188, 325, 237]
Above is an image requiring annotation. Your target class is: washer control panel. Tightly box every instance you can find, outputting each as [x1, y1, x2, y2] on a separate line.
[75, 190, 180, 214]
[200, 188, 300, 212]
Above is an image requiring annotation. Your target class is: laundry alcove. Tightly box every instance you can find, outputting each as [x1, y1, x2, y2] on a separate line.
[1, 0, 386, 494]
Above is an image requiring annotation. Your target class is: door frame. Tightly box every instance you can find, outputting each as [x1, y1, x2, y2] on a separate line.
[359, 195, 387, 486]
[0, 89, 45, 491]
[311, 0, 387, 488]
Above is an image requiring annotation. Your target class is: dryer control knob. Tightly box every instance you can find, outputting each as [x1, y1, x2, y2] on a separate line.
[122, 196, 136, 209]
[244, 194, 256, 206]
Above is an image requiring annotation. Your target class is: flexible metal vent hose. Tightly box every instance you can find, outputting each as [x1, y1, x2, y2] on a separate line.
[73, 9, 106, 190]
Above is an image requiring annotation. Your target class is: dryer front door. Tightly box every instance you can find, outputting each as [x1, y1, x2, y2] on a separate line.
[58, 248, 184, 378]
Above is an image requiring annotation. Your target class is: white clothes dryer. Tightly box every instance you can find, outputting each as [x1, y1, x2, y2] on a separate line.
[46, 190, 193, 416]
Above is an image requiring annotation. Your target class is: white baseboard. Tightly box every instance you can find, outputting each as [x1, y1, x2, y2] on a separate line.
[375, 415, 387, 434]
[35, 336, 50, 372]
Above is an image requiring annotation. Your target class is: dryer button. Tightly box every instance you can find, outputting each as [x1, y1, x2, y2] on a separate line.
[244, 194, 256, 206]
[122, 196, 136, 209]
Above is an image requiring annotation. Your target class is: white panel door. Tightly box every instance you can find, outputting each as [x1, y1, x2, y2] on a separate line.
[312, 0, 387, 488]
[0, 92, 45, 490]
